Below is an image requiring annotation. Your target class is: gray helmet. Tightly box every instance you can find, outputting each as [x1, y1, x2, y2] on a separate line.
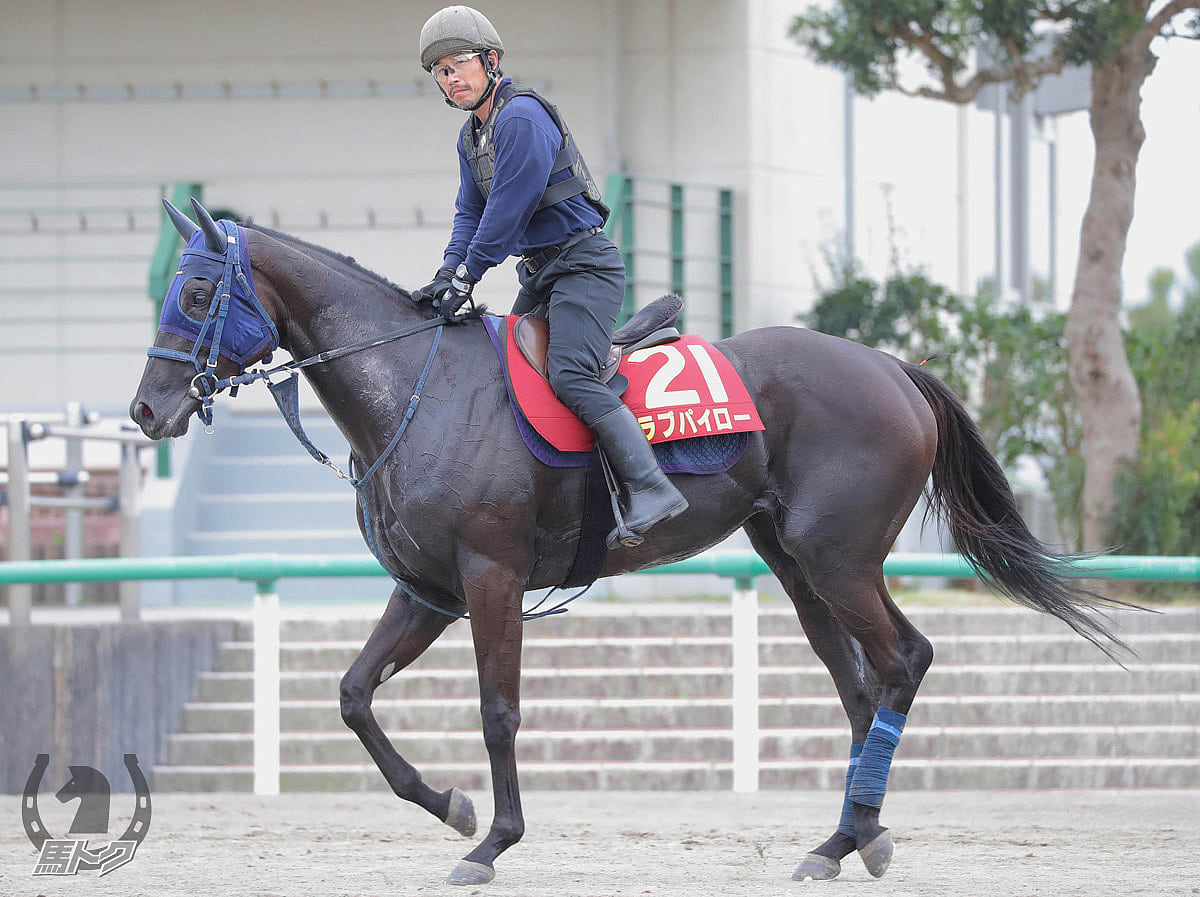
[419, 6, 504, 72]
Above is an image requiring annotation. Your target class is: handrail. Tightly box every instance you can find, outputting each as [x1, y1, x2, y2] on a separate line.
[1, 551, 1197, 589]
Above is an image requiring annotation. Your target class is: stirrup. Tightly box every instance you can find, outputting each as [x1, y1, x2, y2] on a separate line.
[599, 449, 643, 549]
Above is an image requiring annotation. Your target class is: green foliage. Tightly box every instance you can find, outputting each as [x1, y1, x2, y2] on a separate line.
[789, 1, 1166, 100]
[807, 257, 964, 364]
[1109, 249, 1200, 555]
[1109, 402, 1200, 556]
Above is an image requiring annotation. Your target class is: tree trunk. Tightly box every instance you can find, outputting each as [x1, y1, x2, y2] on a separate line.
[1064, 47, 1152, 551]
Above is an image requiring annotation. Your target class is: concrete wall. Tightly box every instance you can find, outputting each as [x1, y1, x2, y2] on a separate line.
[0, 618, 236, 793]
[3, 0, 1056, 412]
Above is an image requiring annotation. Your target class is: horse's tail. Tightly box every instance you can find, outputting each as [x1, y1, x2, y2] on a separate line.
[900, 361, 1135, 659]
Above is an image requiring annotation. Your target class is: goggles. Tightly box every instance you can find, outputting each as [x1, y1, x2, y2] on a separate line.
[432, 52, 483, 82]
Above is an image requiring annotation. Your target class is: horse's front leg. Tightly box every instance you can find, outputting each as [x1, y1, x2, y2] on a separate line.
[446, 568, 526, 886]
[339, 582, 473, 834]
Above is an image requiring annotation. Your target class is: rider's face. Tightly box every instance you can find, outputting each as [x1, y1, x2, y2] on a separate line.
[433, 51, 493, 109]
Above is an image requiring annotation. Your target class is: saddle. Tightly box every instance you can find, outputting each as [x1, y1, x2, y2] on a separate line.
[514, 294, 684, 385]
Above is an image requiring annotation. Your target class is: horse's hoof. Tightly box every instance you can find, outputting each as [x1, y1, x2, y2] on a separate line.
[858, 830, 893, 878]
[792, 853, 841, 881]
[445, 787, 476, 838]
[446, 859, 495, 885]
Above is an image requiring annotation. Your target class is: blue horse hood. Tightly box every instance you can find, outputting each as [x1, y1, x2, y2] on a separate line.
[155, 223, 278, 366]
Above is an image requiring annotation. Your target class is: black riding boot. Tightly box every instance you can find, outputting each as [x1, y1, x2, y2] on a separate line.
[590, 407, 689, 548]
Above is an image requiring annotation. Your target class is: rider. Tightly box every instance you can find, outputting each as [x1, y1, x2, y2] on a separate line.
[413, 5, 687, 547]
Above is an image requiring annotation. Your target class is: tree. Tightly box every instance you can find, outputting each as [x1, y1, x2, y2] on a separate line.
[790, 1, 1200, 550]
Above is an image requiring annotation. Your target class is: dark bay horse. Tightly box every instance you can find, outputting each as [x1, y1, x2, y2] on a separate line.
[131, 201, 1126, 886]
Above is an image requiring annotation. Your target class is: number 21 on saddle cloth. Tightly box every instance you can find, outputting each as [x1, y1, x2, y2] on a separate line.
[487, 314, 765, 453]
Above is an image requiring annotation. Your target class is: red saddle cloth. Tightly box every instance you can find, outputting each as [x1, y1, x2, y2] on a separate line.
[501, 314, 765, 452]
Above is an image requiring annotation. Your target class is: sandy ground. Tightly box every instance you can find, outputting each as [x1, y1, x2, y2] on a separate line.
[1, 789, 1197, 897]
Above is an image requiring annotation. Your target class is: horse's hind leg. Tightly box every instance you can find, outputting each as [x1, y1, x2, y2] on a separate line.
[745, 514, 933, 880]
[339, 582, 472, 834]
[744, 516, 876, 879]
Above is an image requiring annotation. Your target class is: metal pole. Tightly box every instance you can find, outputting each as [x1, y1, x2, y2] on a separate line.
[620, 176, 636, 326]
[63, 402, 84, 606]
[6, 415, 33, 626]
[118, 441, 141, 620]
[1047, 118, 1058, 305]
[993, 83, 1006, 298]
[730, 575, 759, 793]
[719, 189, 734, 338]
[1010, 91, 1032, 302]
[843, 73, 856, 263]
[253, 581, 281, 796]
[957, 104, 970, 297]
[670, 183, 685, 330]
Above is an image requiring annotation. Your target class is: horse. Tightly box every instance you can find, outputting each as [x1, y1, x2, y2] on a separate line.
[130, 199, 1127, 886]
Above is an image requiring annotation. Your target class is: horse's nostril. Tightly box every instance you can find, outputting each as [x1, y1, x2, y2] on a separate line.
[138, 403, 153, 419]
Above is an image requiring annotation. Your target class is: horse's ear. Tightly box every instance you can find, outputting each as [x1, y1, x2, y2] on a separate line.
[190, 197, 226, 254]
[162, 198, 200, 241]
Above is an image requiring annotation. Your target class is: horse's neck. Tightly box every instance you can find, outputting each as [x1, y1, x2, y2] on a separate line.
[251, 233, 427, 457]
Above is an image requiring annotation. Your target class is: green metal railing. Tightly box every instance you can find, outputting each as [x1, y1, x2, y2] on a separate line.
[2, 551, 1197, 598]
[602, 174, 734, 336]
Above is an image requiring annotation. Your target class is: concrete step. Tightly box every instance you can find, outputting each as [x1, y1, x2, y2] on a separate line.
[185, 529, 367, 556]
[212, 414, 348, 461]
[180, 693, 1200, 735]
[250, 606, 1200, 643]
[164, 724, 1200, 766]
[195, 663, 1200, 703]
[195, 492, 357, 532]
[206, 455, 352, 493]
[150, 756, 1200, 793]
[212, 633, 1200, 673]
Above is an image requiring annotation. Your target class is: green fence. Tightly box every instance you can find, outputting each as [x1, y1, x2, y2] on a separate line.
[2, 551, 1197, 600]
[603, 174, 735, 337]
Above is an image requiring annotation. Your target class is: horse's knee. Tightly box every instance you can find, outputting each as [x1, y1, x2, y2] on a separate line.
[339, 673, 372, 731]
[480, 700, 521, 752]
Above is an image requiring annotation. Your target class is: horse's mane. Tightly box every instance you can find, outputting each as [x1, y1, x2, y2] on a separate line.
[245, 221, 488, 321]
[246, 222, 413, 301]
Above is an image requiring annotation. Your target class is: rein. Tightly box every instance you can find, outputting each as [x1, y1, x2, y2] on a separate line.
[148, 220, 587, 621]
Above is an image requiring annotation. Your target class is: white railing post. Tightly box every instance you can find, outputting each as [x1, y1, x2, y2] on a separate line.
[730, 575, 759, 793]
[253, 583, 281, 796]
[63, 402, 84, 607]
[6, 415, 32, 627]
[117, 439, 142, 620]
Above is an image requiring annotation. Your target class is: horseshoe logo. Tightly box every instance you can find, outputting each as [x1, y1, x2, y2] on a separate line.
[22, 753, 153, 870]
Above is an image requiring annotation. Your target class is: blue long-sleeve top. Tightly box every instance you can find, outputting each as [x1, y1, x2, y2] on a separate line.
[443, 78, 603, 281]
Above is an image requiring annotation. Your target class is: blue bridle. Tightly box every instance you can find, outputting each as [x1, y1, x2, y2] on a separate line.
[146, 220, 279, 425]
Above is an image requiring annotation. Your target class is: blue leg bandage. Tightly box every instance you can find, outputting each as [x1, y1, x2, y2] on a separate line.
[847, 708, 907, 809]
[836, 743, 863, 837]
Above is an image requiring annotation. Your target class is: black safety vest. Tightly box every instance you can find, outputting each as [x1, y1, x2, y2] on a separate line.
[461, 82, 610, 225]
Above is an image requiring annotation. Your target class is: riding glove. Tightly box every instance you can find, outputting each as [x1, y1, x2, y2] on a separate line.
[437, 267, 478, 322]
[411, 267, 455, 304]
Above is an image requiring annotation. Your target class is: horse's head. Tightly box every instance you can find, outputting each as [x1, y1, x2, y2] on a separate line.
[130, 198, 280, 439]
